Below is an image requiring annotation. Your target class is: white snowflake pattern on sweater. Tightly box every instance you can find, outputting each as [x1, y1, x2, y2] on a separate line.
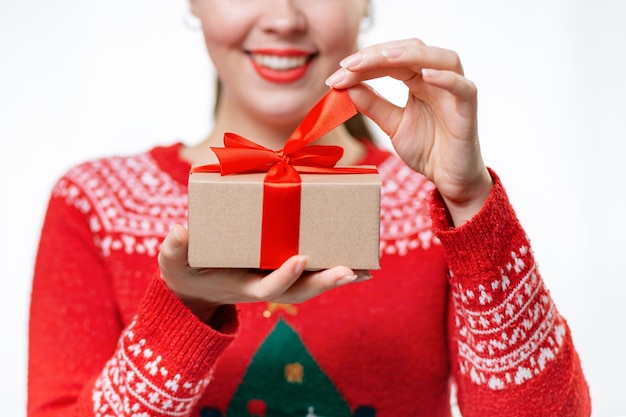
[452, 244, 566, 389]
[53, 153, 187, 257]
[92, 320, 212, 417]
[378, 156, 440, 255]
[53, 151, 440, 260]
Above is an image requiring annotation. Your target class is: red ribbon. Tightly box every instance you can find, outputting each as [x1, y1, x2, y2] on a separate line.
[191, 89, 377, 269]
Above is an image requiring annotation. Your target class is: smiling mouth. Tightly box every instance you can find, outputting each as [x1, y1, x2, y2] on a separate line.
[248, 52, 317, 71]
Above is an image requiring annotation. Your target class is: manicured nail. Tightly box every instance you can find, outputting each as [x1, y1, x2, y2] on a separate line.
[355, 271, 373, 282]
[325, 69, 346, 87]
[294, 255, 309, 275]
[169, 225, 182, 247]
[340, 53, 362, 68]
[336, 274, 358, 287]
[421, 68, 438, 78]
[381, 47, 403, 59]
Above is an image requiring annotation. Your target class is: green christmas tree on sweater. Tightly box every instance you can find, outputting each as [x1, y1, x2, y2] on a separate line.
[226, 318, 352, 417]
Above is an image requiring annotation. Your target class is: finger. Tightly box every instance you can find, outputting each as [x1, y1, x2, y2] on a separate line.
[248, 255, 309, 300]
[326, 66, 418, 88]
[339, 38, 428, 74]
[347, 40, 463, 74]
[278, 265, 359, 304]
[158, 224, 189, 273]
[326, 40, 463, 88]
[345, 83, 405, 138]
[421, 68, 477, 102]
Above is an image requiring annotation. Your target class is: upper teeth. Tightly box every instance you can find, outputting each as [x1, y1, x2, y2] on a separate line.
[252, 54, 308, 70]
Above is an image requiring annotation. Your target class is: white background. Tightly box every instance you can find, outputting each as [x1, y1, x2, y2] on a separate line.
[1, 0, 625, 415]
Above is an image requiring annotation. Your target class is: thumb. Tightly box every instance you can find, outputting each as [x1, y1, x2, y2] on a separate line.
[158, 224, 189, 272]
[345, 84, 403, 138]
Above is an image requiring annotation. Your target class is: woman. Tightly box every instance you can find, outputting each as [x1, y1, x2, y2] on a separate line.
[28, 0, 591, 416]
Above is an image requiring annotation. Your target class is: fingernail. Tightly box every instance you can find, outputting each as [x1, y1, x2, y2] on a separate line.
[336, 274, 358, 287]
[340, 53, 361, 68]
[170, 226, 182, 247]
[381, 47, 403, 59]
[421, 68, 438, 78]
[355, 271, 373, 282]
[325, 69, 346, 87]
[294, 255, 309, 275]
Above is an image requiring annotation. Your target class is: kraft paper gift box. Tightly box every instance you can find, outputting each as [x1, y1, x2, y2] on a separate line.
[186, 88, 381, 271]
[187, 168, 381, 270]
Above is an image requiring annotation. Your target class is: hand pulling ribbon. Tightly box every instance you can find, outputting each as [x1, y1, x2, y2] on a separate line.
[191, 89, 377, 269]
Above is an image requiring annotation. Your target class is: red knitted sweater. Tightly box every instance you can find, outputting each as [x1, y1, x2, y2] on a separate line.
[28, 141, 590, 417]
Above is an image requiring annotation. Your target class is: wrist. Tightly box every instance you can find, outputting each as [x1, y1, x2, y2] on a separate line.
[160, 273, 222, 324]
[442, 169, 493, 227]
[176, 294, 222, 324]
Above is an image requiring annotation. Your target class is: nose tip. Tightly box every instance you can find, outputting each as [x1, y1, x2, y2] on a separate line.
[259, 3, 306, 34]
[273, 18, 297, 30]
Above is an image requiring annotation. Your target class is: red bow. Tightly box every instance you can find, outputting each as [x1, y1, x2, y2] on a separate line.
[191, 89, 377, 269]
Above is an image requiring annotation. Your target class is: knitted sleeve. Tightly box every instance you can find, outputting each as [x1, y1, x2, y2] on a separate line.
[27, 178, 237, 417]
[430, 169, 591, 416]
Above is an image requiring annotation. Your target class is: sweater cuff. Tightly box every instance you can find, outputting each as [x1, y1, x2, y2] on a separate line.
[92, 277, 238, 415]
[134, 276, 238, 370]
[429, 169, 528, 278]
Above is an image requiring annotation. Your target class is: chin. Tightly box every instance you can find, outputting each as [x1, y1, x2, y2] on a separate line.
[252, 87, 325, 118]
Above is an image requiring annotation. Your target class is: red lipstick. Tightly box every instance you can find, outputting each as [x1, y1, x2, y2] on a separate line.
[247, 49, 315, 84]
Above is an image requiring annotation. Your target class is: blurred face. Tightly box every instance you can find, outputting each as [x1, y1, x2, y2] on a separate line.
[190, 0, 369, 125]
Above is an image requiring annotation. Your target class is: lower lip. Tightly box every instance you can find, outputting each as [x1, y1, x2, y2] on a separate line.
[249, 57, 312, 84]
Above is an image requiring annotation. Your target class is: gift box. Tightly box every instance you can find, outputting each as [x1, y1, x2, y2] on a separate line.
[187, 89, 381, 270]
[187, 169, 381, 270]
